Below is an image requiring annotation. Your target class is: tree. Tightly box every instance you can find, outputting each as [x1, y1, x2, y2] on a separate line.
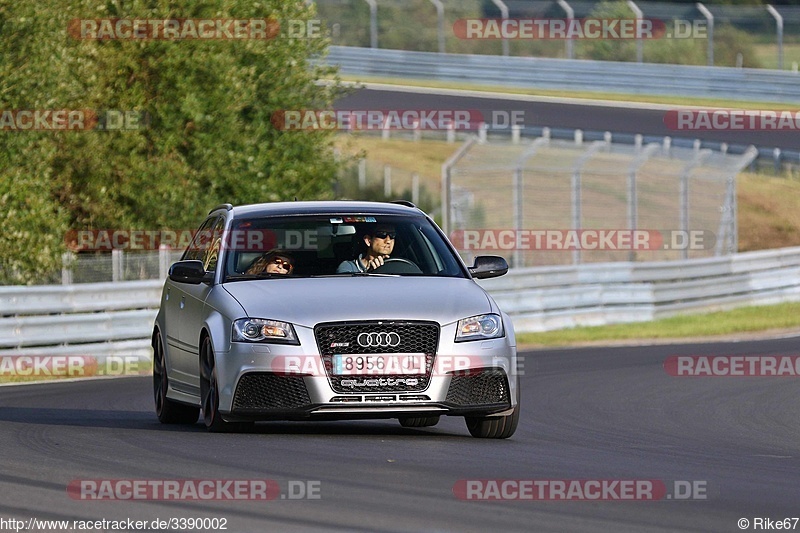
[0, 0, 343, 284]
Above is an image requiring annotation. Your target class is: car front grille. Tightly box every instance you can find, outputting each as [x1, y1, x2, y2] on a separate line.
[445, 368, 510, 407]
[232, 373, 312, 411]
[314, 321, 439, 393]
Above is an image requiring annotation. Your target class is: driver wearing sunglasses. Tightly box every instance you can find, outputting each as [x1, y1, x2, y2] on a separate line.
[245, 250, 294, 275]
[336, 225, 396, 273]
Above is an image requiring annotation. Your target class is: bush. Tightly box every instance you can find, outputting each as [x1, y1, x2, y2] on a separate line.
[576, 1, 638, 62]
[713, 25, 763, 68]
[0, 0, 344, 284]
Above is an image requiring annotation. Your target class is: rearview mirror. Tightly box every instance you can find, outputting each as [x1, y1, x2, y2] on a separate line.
[468, 256, 509, 279]
[169, 260, 211, 284]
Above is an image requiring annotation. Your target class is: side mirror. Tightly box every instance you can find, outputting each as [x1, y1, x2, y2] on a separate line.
[169, 260, 211, 284]
[469, 256, 509, 279]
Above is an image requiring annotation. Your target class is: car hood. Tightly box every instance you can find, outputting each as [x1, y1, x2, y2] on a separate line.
[222, 277, 492, 327]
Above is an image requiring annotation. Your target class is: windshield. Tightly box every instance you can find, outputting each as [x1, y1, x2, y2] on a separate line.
[221, 214, 467, 281]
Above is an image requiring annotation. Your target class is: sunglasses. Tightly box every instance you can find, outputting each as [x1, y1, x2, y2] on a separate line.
[270, 258, 292, 269]
[373, 231, 396, 240]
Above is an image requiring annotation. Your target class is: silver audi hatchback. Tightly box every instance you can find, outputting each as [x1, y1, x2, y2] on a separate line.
[152, 201, 519, 438]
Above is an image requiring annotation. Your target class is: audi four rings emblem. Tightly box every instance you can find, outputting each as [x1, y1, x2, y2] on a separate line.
[357, 332, 401, 347]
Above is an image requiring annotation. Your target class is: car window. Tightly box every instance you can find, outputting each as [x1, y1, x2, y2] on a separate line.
[182, 216, 217, 262]
[204, 217, 225, 273]
[222, 214, 466, 280]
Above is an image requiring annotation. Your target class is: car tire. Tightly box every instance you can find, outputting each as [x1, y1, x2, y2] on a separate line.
[465, 405, 519, 439]
[398, 416, 440, 428]
[153, 331, 200, 424]
[200, 336, 253, 433]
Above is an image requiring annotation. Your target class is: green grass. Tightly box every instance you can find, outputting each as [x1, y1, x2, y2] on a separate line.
[516, 302, 800, 347]
[753, 43, 800, 71]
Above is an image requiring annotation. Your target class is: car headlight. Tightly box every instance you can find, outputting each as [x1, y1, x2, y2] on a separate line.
[455, 314, 504, 342]
[232, 318, 299, 345]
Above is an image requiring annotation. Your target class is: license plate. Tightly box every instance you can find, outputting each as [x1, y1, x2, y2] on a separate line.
[332, 353, 426, 375]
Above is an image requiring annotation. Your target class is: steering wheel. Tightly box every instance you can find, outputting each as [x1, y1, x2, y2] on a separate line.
[372, 258, 423, 274]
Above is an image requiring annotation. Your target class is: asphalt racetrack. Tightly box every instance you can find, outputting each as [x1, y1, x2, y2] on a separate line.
[2, 336, 799, 532]
[335, 86, 800, 152]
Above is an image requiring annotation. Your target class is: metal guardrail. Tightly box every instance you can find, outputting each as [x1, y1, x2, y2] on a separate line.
[315, 0, 800, 69]
[478, 246, 800, 332]
[0, 280, 162, 358]
[325, 46, 800, 103]
[2, 247, 800, 349]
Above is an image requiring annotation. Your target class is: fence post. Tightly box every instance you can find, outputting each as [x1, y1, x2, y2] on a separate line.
[571, 166, 582, 265]
[358, 158, 367, 189]
[159, 245, 172, 280]
[715, 146, 758, 255]
[429, 0, 445, 53]
[412, 173, 420, 205]
[557, 0, 575, 59]
[627, 0, 644, 63]
[381, 115, 391, 140]
[364, 0, 378, 49]
[627, 143, 660, 261]
[773, 147, 782, 174]
[383, 165, 392, 197]
[679, 149, 711, 260]
[441, 136, 477, 235]
[62, 252, 74, 285]
[697, 2, 714, 66]
[512, 167, 523, 268]
[571, 141, 606, 264]
[491, 0, 510, 56]
[766, 5, 784, 70]
[512, 136, 552, 267]
[112, 249, 123, 282]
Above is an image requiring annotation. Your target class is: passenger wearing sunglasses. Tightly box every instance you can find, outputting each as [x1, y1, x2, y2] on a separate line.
[245, 250, 294, 275]
[336, 225, 396, 273]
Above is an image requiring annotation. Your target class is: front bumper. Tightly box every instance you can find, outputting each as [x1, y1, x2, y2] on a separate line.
[222, 368, 513, 422]
[213, 325, 518, 422]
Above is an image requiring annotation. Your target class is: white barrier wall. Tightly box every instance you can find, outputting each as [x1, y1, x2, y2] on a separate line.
[2, 246, 800, 355]
[478, 246, 800, 332]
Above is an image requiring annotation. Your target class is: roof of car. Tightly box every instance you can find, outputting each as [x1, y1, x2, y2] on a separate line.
[212, 201, 425, 218]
